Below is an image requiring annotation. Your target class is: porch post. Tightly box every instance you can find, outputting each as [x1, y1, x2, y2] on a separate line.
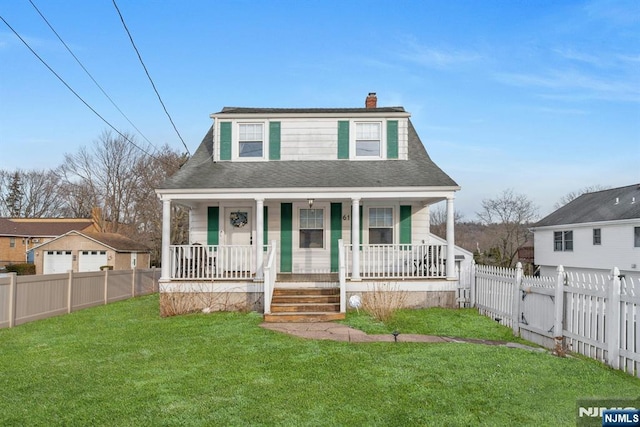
[160, 198, 171, 280]
[351, 198, 361, 281]
[255, 198, 264, 280]
[446, 196, 455, 280]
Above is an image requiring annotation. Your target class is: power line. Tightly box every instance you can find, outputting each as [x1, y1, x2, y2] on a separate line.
[27, 0, 159, 154]
[112, 0, 191, 156]
[0, 14, 156, 160]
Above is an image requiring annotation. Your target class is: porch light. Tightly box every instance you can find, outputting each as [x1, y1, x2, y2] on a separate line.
[308, 198, 314, 208]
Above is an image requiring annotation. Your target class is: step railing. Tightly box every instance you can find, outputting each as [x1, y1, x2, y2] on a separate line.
[263, 240, 277, 315]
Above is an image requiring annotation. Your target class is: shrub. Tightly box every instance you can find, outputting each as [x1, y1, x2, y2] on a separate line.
[361, 283, 407, 323]
[5, 263, 36, 275]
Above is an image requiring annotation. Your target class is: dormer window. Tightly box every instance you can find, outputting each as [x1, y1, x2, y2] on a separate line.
[239, 123, 263, 158]
[355, 122, 381, 157]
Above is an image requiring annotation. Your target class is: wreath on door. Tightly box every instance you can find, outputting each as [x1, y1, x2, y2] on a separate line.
[230, 212, 248, 228]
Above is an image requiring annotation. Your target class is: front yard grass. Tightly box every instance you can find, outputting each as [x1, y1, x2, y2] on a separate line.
[0, 294, 638, 426]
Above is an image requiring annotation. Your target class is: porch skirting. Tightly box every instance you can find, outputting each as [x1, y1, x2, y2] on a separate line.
[159, 279, 458, 316]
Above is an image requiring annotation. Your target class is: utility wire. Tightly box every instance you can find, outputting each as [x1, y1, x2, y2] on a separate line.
[0, 14, 156, 160]
[112, 0, 191, 156]
[27, 0, 159, 153]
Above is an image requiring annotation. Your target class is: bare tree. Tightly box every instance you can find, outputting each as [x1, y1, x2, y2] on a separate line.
[429, 203, 464, 240]
[59, 130, 147, 232]
[0, 169, 66, 217]
[476, 189, 538, 267]
[554, 185, 610, 209]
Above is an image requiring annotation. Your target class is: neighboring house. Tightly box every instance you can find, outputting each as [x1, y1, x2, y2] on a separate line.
[0, 218, 97, 267]
[30, 230, 151, 275]
[531, 184, 640, 280]
[156, 93, 466, 320]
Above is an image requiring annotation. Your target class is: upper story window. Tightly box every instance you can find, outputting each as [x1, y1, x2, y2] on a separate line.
[239, 123, 263, 158]
[635, 227, 640, 248]
[554, 230, 573, 251]
[593, 228, 601, 245]
[355, 122, 381, 157]
[369, 207, 393, 244]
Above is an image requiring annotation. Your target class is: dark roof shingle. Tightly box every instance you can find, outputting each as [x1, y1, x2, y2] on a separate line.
[534, 184, 640, 227]
[159, 120, 458, 190]
[0, 218, 95, 237]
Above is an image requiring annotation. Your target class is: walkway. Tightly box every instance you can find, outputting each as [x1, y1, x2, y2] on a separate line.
[260, 322, 545, 351]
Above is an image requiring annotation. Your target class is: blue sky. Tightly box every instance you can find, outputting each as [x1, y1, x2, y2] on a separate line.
[1, 0, 638, 218]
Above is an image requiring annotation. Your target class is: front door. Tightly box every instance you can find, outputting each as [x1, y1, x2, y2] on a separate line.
[224, 207, 253, 273]
[225, 208, 252, 246]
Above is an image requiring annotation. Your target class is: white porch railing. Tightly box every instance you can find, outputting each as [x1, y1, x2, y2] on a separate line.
[170, 245, 255, 280]
[342, 243, 448, 279]
[263, 241, 277, 315]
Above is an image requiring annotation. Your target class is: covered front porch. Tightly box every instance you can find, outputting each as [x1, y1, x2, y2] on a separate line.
[157, 188, 460, 318]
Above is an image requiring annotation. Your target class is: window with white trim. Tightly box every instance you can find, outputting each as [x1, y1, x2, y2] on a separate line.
[554, 230, 573, 251]
[299, 209, 324, 248]
[355, 122, 381, 157]
[369, 207, 393, 244]
[238, 123, 263, 158]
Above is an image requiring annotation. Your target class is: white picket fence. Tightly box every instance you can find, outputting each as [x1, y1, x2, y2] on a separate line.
[467, 262, 639, 378]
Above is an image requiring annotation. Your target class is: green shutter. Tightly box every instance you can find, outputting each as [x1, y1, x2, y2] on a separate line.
[269, 122, 281, 160]
[220, 122, 232, 160]
[387, 120, 398, 159]
[338, 121, 349, 159]
[263, 206, 269, 250]
[400, 205, 412, 247]
[207, 207, 219, 245]
[330, 203, 342, 272]
[280, 203, 292, 272]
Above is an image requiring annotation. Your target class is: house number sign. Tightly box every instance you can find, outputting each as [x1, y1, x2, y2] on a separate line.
[230, 212, 248, 228]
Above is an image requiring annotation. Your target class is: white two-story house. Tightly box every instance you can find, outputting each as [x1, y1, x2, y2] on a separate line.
[156, 94, 469, 321]
[531, 184, 640, 281]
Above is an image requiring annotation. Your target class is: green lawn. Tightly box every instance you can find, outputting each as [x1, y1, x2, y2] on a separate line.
[0, 295, 637, 426]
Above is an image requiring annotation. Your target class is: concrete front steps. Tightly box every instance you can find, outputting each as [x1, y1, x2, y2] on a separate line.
[263, 287, 345, 323]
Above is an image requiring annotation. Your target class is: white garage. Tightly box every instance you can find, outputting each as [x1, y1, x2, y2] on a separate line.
[78, 250, 107, 272]
[43, 250, 72, 274]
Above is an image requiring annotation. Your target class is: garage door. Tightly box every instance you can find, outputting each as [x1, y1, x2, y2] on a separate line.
[43, 250, 72, 274]
[78, 250, 107, 272]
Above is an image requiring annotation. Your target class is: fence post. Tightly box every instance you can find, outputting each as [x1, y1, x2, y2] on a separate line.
[104, 268, 109, 305]
[470, 260, 476, 308]
[512, 262, 523, 335]
[131, 267, 136, 297]
[8, 272, 17, 328]
[606, 267, 622, 370]
[67, 270, 73, 314]
[553, 265, 565, 349]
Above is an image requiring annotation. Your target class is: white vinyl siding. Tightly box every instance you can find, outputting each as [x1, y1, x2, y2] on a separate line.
[215, 117, 410, 161]
[534, 221, 640, 275]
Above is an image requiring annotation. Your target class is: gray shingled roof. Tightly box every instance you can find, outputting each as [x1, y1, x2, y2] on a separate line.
[159, 119, 458, 190]
[217, 107, 406, 114]
[534, 184, 640, 227]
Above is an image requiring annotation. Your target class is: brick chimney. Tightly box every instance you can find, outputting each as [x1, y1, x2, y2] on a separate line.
[365, 92, 377, 109]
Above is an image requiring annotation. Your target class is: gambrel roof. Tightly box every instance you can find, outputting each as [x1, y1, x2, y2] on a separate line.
[159, 119, 458, 191]
[534, 184, 640, 227]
